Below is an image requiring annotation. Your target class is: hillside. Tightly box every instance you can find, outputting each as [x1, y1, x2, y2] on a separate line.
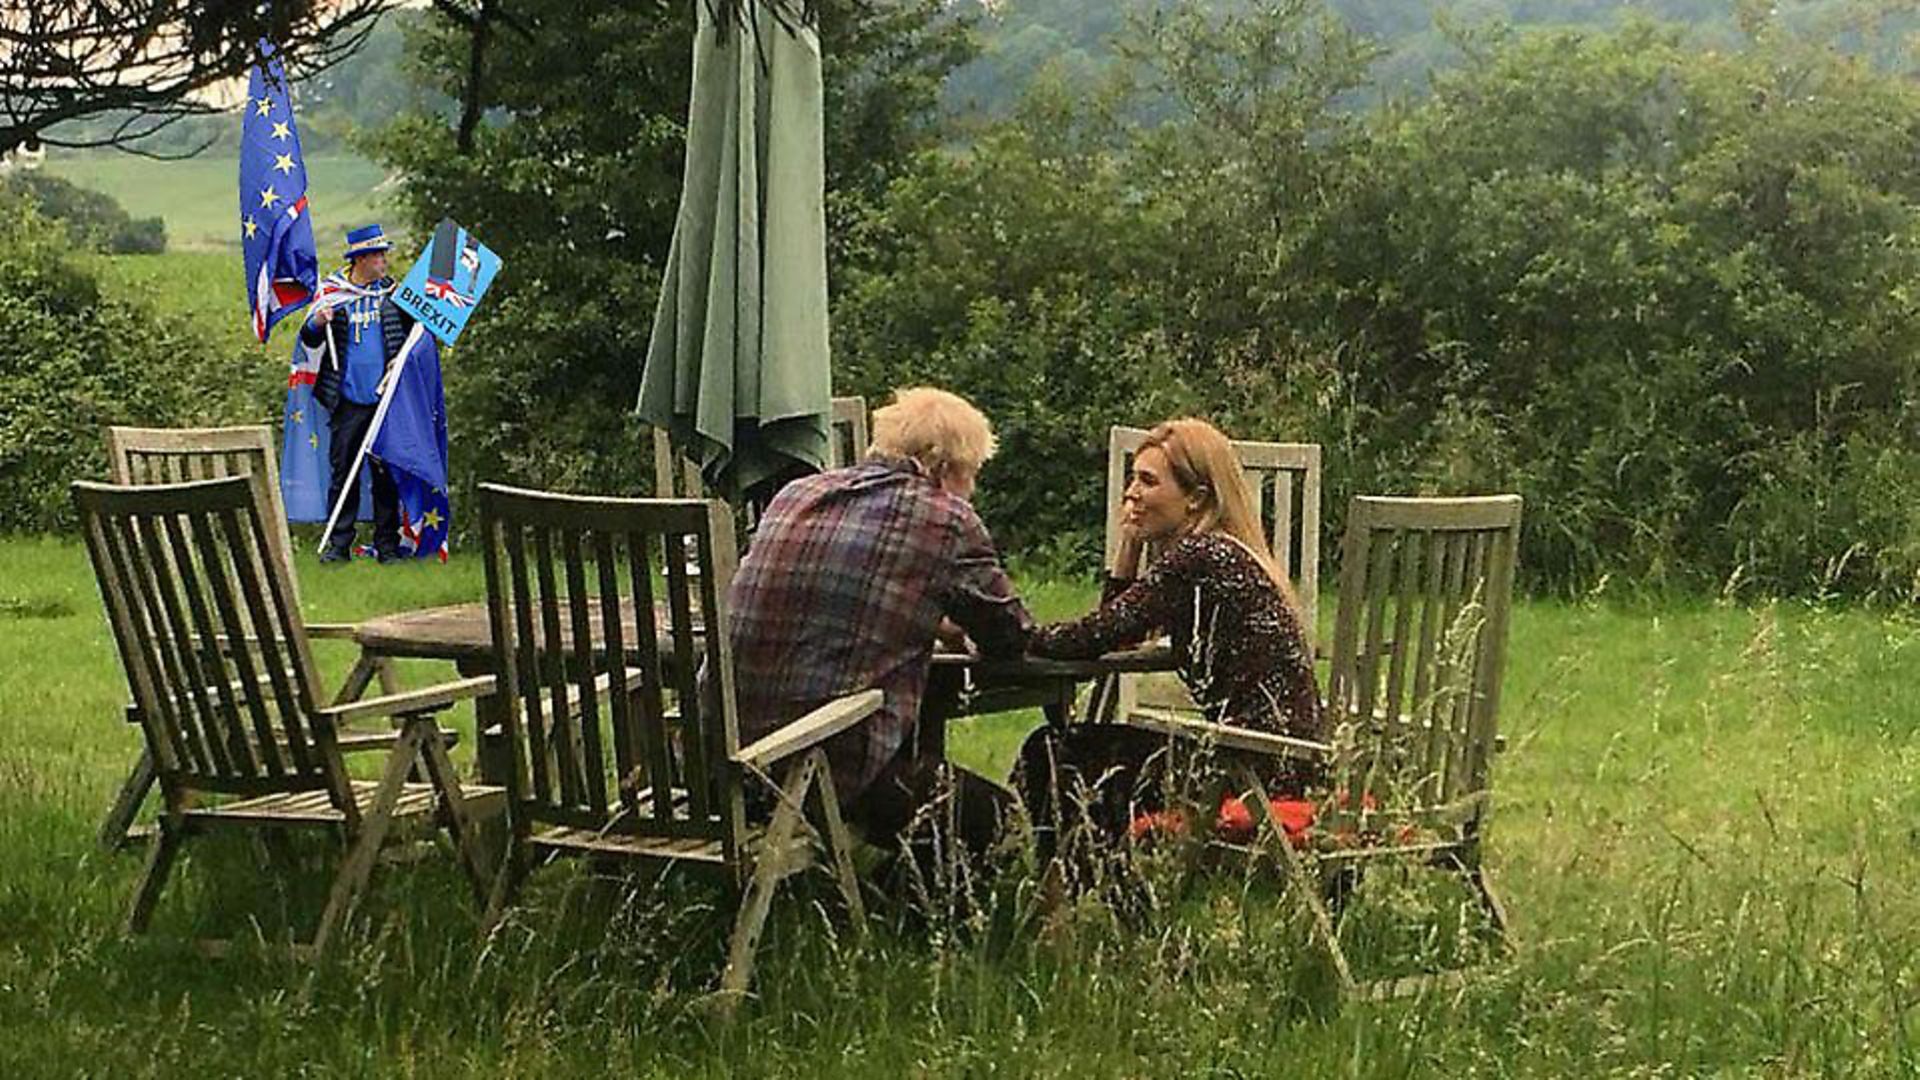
[40, 151, 395, 253]
[28, 1, 1912, 252]
[946, 0, 1918, 114]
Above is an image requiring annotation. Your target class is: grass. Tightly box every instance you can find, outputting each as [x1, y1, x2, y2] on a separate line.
[42, 150, 396, 253]
[3, 535, 1919, 1076]
[92, 250, 282, 359]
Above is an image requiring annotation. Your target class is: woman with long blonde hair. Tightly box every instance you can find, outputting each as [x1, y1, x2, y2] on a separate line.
[1016, 418, 1323, 854]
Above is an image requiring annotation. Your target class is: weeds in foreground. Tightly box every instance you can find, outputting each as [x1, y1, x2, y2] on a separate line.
[4, 539, 1920, 1075]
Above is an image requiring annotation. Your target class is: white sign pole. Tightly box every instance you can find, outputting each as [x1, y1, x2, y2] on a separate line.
[315, 321, 429, 555]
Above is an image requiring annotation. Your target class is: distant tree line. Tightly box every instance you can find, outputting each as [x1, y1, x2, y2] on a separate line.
[17, 0, 1920, 603]
[0, 172, 165, 253]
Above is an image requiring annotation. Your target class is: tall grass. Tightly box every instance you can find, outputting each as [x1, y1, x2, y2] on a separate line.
[2, 535, 1917, 1076]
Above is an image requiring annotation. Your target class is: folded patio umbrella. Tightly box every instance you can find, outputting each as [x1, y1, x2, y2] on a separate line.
[637, 0, 832, 503]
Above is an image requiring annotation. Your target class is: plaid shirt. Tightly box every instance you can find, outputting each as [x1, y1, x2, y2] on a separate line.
[727, 455, 1034, 797]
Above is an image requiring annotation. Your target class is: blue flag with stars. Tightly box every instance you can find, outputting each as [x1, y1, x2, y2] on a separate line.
[370, 327, 452, 559]
[240, 40, 317, 343]
[280, 290, 373, 525]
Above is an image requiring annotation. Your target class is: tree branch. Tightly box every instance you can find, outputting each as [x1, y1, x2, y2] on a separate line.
[0, 0, 397, 156]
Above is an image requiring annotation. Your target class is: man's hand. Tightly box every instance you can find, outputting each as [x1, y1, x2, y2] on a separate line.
[311, 305, 334, 326]
[374, 365, 395, 399]
[935, 617, 974, 654]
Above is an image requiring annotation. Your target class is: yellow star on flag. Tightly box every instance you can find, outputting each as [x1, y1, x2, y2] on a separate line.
[273, 153, 296, 175]
[271, 121, 291, 141]
[309, 433, 320, 449]
[291, 409, 304, 424]
[242, 215, 258, 240]
[421, 508, 445, 531]
[259, 186, 281, 209]
[254, 96, 273, 117]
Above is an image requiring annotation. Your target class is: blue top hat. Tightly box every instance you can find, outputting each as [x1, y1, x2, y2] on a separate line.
[344, 223, 393, 259]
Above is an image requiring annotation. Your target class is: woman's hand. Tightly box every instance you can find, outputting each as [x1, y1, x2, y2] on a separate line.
[1112, 527, 1145, 581]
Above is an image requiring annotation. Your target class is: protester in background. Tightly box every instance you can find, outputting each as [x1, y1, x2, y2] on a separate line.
[728, 387, 1035, 879]
[1014, 418, 1324, 859]
[304, 223, 415, 563]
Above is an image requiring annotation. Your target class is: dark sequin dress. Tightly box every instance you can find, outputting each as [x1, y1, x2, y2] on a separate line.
[1029, 531, 1323, 740]
[1014, 532, 1326, 852]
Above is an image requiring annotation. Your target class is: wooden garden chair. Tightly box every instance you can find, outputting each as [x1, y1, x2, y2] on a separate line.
[649, 394, 871, 497]
[475, 483, 878, 1014]
[1092, 425, 1322, 723]
[829, 394, 871, 469]
[95, 425, 406, 852]
[74, 475, 503, 955]
[1130, 494, 1522, 1000]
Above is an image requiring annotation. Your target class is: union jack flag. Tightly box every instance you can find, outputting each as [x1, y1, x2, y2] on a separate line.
[423, 277, 474, 307]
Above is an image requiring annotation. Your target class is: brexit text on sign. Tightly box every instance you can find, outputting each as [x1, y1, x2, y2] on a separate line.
[393, 219, 502, 345]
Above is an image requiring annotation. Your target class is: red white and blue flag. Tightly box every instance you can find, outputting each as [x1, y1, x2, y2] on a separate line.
[370, 328, 453, 560]
[280, 270, 386, 522]
[239, 40, 318, 343]
[422, 277, 474, 307]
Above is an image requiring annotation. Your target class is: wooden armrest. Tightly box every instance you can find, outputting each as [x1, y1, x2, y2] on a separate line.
[306, 622, 360, 641]
[319, 675, 496, 728]
[732, 690, 883, 771]
[1127, 708, 1336, 762]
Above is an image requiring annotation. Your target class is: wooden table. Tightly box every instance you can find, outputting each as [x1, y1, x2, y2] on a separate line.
[927, 645, 1175, 723]
[352, 601, 1177, 778]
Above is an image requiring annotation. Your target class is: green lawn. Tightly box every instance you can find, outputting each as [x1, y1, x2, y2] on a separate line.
[3, 536, 1918, 1075]
[43, 150, 395, 253]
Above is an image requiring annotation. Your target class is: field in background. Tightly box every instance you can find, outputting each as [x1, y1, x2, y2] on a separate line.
[3, 536, 1919, 1075]
[43, 151, 394, 253]
[94, 250, 277, 356]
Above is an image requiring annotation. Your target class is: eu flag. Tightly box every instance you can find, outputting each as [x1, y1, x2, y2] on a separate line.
[240, 40, 318, 343]
[370, 327, 452, 560]
[280, 314, 373, 525]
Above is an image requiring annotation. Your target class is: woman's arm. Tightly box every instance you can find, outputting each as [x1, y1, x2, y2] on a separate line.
[1030, 538, 1199, 659]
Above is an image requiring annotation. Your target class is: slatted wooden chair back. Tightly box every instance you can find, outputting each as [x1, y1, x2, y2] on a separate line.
[1096, 426, 1321, 724]
[829, 395, 870, 468]
[478, 483, 749, 869]
[74, 476, 349, 814]
[1105, 426, 1322, 637]
[105, 425, 300, 602]
[1323, 495, 1521, 833]
[651, 396, 872, 500]
[650, 428, 705, 498]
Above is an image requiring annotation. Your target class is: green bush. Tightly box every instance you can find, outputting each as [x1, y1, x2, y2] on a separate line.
[0, 204, 262, 533]
[0, 201, 192, 530]
[1293, 18, 1920, 596]
[841, 6, 1920, 597]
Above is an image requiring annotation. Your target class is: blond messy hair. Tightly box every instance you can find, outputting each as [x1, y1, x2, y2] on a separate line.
[869, 387, 998, 477]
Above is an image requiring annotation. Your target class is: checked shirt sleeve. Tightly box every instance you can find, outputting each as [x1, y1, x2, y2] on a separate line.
[940, 501, 1035, 660]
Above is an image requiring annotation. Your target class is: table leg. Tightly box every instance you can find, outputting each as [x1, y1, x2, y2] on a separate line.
[1043, 680, 1079, 729]
[331, 652, 382, 707]
[462, 658, 510, 785]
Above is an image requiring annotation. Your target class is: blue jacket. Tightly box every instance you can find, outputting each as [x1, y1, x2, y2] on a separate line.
[300, 291, 416, 412]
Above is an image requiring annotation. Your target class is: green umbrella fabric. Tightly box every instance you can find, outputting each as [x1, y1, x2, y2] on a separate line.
[637, 1, 832, 502]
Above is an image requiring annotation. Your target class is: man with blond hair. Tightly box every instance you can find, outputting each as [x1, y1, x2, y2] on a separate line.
[728, 387, 1034, 865]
